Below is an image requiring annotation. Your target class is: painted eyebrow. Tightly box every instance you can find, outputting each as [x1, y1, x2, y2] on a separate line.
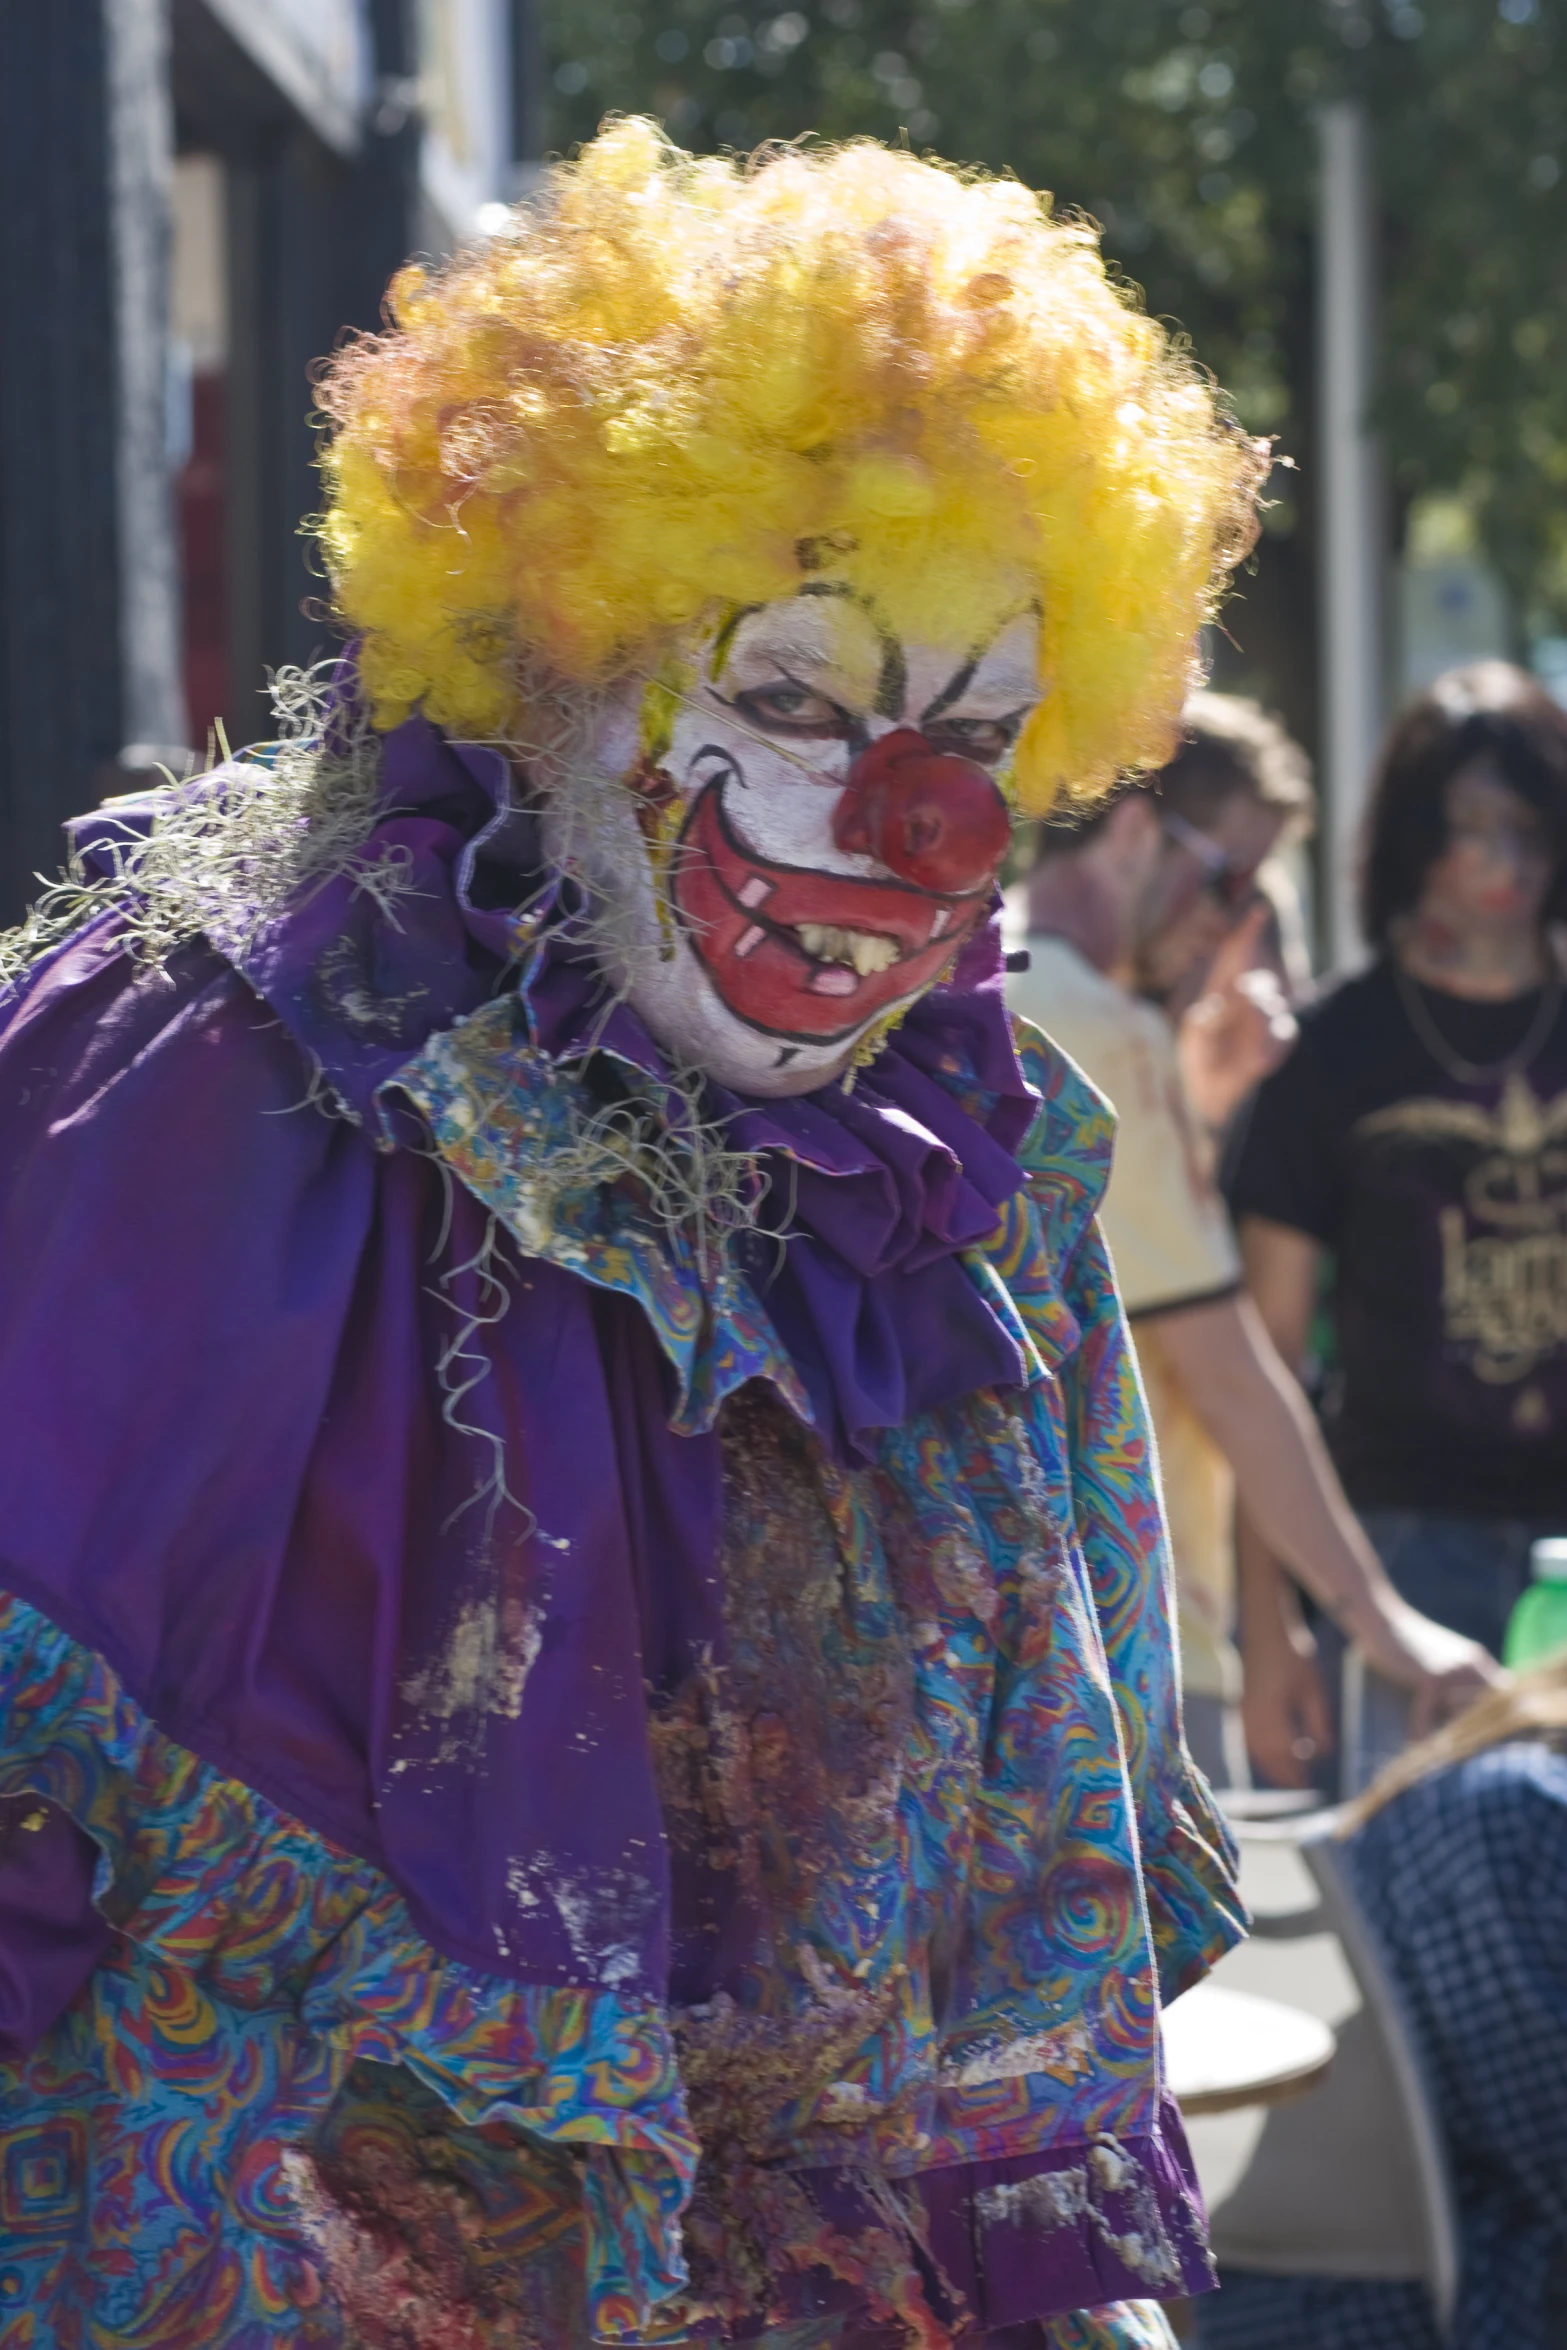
[920, 609, 1041, 726]
[920, 657, 979, 727]
[795, 581, 906, 720]
[706, 605, 761, 683]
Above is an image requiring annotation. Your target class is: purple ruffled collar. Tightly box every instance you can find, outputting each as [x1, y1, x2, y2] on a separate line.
[72, 711, 1044, 1455]
[512, 901, 1041, 1454]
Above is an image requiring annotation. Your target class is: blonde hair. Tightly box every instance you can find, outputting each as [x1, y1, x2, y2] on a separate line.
[317, 118, 1265, 815]
[1342, 1654, 1567, 1828]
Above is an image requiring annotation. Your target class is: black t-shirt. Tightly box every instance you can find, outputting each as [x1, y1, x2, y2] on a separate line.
[1226, 958, 1567, 1518]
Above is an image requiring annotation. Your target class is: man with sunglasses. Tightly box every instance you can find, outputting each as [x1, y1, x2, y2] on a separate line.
[1006, 695, 1497, 1788]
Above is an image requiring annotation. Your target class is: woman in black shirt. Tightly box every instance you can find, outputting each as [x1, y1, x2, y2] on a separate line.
[1229, 663, 1567, 1771]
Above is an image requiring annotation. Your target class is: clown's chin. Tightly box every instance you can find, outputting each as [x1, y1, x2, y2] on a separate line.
[628, 941, 892, 1096]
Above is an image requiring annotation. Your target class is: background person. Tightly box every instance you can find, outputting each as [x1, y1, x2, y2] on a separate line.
[1131, 694, 1314, 1045]
[1196, 1657, 1567, 2350]
[1229, 662, 1567, 1787]
[1007, 695, 1497, 1788]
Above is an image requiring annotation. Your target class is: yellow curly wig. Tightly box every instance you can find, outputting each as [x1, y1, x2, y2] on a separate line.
[318, 118, 1265, 813]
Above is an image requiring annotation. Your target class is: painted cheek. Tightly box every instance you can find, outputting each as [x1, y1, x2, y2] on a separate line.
[721, 759, 849, 869]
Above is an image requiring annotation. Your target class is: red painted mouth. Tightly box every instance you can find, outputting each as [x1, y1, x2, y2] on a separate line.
[668, 779, 994, 1045]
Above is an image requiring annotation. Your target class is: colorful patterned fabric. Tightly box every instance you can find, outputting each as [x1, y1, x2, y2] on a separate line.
[1038, 2313, 1178, 2350]
[0, 1594, 695, 2347]
[390, 992, 815, 1435]
[391, 1005, 1238, 2023]
[0, 727, 1240, 2344]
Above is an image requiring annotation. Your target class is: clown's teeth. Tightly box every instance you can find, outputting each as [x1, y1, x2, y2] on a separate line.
[850, 932, 901, 976]
[734, 924, 765, 959]
[737, 875, 774, 909]
[794, 922, 901, 976]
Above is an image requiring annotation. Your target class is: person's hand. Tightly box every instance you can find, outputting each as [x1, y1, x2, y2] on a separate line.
[1241, 1614, 1335, 1789]
[1177, 901, 1298, 1131]
[1353, 1595, 1506, 1734]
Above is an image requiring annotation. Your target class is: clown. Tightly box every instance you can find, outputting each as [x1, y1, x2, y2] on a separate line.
[0, 125, 1262, 2349]
[549, 590, 1037, 1094]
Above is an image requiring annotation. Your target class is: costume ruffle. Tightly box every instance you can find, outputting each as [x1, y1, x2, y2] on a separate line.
[66, 715, 1041, 1467]
[0, 706, 1241, 2343]
[514, 903, 1042, 1461]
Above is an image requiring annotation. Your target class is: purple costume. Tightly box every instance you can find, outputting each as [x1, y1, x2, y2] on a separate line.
[0, 714, 1240, 2347]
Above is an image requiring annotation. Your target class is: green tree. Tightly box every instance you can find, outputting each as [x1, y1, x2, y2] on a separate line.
[540, 0, 1567, 743]
[1368, 2, 1567, 631]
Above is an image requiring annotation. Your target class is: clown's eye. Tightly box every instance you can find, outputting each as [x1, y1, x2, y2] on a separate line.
[925, 713, 1022, 767]
[731, 679, 852, 740]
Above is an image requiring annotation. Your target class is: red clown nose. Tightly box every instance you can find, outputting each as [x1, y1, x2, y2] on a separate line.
[831, 728, 1011, 896]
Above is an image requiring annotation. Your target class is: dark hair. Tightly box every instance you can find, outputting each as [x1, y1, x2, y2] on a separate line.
[1159, 690, 1314, 834]
[1360, 661, 1567, 947]
[1033, 690, 1312, 858]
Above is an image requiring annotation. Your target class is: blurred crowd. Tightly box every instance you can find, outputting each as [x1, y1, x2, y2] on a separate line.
[1007, 662, 1567, 2348]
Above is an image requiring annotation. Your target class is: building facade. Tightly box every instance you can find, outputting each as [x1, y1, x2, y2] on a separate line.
[0, 0, 528, 920]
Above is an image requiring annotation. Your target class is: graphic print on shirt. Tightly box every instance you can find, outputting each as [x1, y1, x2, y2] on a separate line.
[1353, 1068, 1567, 1424]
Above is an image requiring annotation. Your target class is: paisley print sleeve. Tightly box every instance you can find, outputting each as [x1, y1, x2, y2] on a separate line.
[1004, 1019, 1244, 2003]
[1060, 1209, 1244, 2000]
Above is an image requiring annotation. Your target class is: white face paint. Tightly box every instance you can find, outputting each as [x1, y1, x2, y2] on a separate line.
[542, 590, 1042, 1095]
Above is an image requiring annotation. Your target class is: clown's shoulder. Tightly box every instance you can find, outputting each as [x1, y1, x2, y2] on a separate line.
[1010, 1009, 1120, 1155]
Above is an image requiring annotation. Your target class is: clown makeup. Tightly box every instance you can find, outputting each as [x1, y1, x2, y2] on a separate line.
[546, 590, 1042, 1096]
